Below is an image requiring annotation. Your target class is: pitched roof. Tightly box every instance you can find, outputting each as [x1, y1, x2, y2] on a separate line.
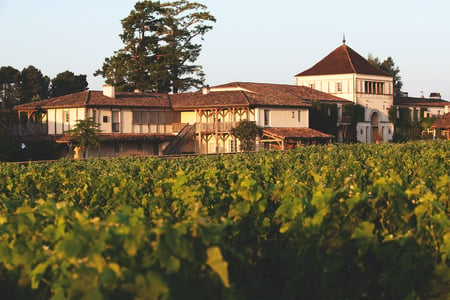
[296, 44, 392, 77]
[14, 91, 171, 111]
[394, 95, 449, 107]
[171, 82, 349, 109]
[263, 127, 334, 140]
[431, 113, 450, 129]
[14, 82, 350, 112]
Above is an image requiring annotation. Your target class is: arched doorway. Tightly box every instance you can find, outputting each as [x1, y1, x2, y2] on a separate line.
[371, 112, 380, 142]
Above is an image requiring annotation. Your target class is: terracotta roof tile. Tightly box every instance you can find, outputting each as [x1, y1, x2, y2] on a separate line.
[14, 91, 171, 111]
[296, 44, 392, 77]
[171, 82, 349, 109]
[14, 82, 350, 112]
[170, 91, 249, 109]
[14, 91, 90, 111]
[394, 96, 449, 107]
[431, 113, 450, 129]
[263, 127, 334, 140]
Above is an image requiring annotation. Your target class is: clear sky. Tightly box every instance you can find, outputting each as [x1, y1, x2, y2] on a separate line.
[1, 0, 449, 99]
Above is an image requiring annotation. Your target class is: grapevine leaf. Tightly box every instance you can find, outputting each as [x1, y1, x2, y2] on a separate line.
[63, 237, 82, 258]
[206, 246, 230, 288]
[31, 261, 49, 289]
[351, 221, 375, 240]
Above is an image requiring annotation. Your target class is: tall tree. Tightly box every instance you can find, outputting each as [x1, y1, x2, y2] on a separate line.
[19, 65, 50, 103]
[368, 54, 403, 96]
[50, 71, 89, 97]
[66, 118, 101, 158]
[95, 0, 215, 93]
[0, 66, 20, 109]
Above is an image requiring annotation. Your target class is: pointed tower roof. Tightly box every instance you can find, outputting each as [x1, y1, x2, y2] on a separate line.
[296, 44, 392, 77]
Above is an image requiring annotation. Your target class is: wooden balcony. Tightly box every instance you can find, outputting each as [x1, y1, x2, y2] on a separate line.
[10, 124, 48, 136]
[196, 122, 234, 133]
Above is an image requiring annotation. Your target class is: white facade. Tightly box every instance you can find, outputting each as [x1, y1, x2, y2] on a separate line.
[47, 107, 86, 135]
[47, 107, 178, 135]
[296, 74, 394, 143]
[254, 107, 309, 128]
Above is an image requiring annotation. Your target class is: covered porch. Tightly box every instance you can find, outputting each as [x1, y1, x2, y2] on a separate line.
[260, 127, 334, 150]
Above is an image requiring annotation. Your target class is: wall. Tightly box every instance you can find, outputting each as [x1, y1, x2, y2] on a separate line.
[87, 108, 178, 135]
[255, 107, 308, 128]
[47, 107, 86, 135]
[296, 74, 356, 103]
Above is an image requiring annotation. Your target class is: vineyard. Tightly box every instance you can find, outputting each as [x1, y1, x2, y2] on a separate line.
[0, 141, 449, 299]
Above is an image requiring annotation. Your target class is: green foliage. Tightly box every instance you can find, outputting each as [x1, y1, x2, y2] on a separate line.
[309, 101, 338, 136]
[19, 66, 50, 104]
[49, 71, 88, 97]
[0, 141, 449, 299]
[0, 66, 21, 109]
[230, 120, 260, 152]
[341, 104, 366, 143]
[389, 107, 433, 142]
[368, 54, 403, 96]
[95, 0, 216, 93]
[66, 118, 101, 158]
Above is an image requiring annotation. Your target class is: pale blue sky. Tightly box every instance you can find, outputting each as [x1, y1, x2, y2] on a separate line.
[1, 0, 449, 99]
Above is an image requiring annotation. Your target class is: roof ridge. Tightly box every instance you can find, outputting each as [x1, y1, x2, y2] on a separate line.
[235, 82, 251, 105]
[343, 45, 357, 73]
[239, 89, 251, 106]
[166, 93, 173, 109]
[85, 90, 91, 105]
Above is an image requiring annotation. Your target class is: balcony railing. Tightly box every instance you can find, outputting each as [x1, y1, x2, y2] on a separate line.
[196, 122, 234, 133]
[172, 122, 188, 132]
[11, 124, 48, 136]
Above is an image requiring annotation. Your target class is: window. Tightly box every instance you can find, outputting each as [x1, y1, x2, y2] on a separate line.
[112, 111, 120, 132]
[103, 115, 109, 123]
[292, 111, 295, 119]
[298, 110, 302, 123]
[336, 82, 342, 92]
[133, 111, 142, 124]
[264, 110, 270, 126]
[309, 82, 315, 89]
[92, 109, 97, 122]
[63, 111, 69, 123]
[364, 81, 385, 94]
[230, 140, 237, 152]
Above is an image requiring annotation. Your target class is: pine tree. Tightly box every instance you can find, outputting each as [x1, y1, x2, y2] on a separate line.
[95, 0, 215, 93]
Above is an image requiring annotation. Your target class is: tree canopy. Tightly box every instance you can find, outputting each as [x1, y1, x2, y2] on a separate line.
[94, 0, 215, 93]
[0, 66, 20, 109]
[368, 54, 403, 96]
[231, 120, 261, 152]
[1, 66, 90, 109]
[50, 71, 88, 97]
[66, 118, 101, 158]
[19, 65, 50, 103]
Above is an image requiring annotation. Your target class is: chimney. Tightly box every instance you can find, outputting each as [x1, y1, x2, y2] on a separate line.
[429, 92, 441, 99]
[202, 85, 210, 95]
[103, 84, 115, 98]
